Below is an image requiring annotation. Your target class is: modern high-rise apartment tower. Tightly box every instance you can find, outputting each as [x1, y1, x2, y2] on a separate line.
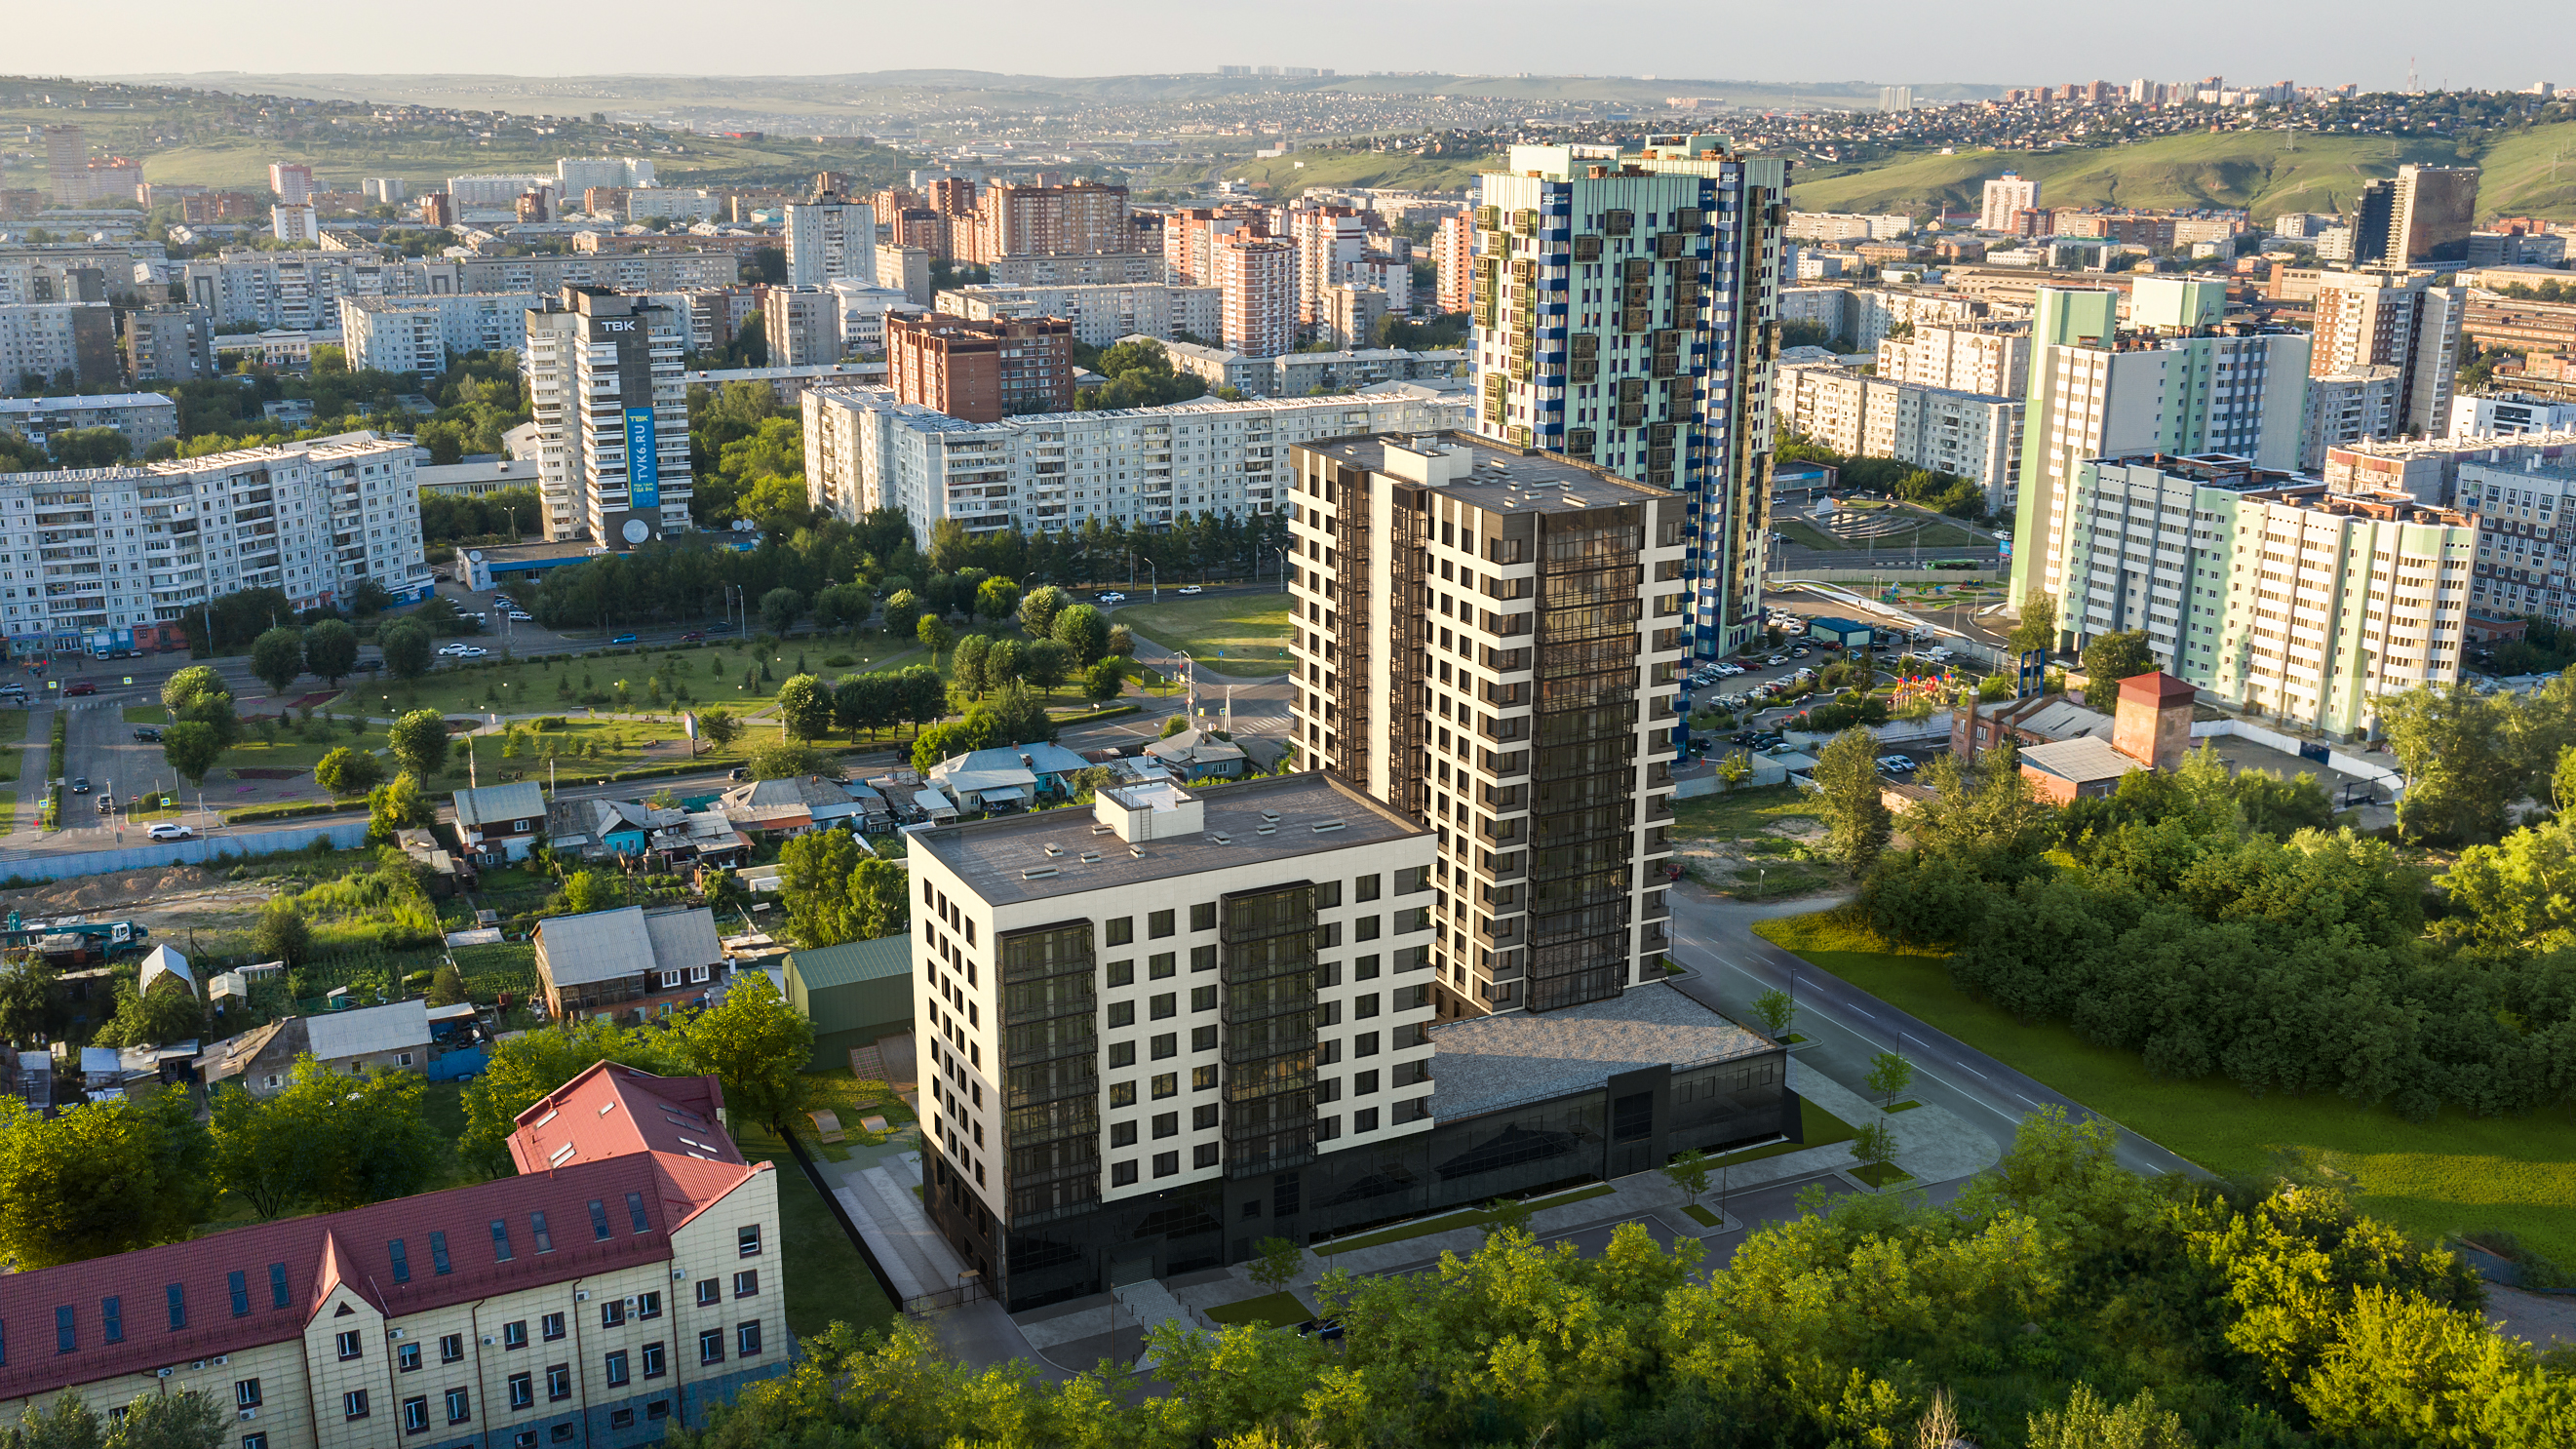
[523, 287, 693, 548]
[786, 195, 878, 289]
[1471, 136, 1789, 658]
[1288, 432, 1686, 1020]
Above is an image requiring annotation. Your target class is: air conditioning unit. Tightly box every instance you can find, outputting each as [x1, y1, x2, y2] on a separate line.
[212, 1356, 229, 1367]
[387, 1329, 406, 1340]
[481, 1335, 496, 1346]
[671, 1270, 685, 1281]
[239, 1410, 256, 1423]
[155, 1368, 174, 1379]
[189, 1360, 206, 1371]
[573, 1291, 591, 1302]
[623, 1297, 639, 1310]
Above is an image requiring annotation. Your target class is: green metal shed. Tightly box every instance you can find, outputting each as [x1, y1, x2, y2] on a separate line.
[783, 935, 915, 1073]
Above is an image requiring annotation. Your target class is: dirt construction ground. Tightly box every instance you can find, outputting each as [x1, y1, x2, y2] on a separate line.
[0, 865, 279, 940]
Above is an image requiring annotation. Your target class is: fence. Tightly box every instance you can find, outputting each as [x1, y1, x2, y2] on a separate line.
[0, 819, 373, 883]
[1771, 568, 2003, 585]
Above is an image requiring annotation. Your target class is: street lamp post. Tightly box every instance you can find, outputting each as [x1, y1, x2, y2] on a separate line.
[1274, 545, 1293, 593]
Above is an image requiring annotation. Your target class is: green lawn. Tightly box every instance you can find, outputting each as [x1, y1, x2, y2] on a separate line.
[738, 1139, 899, 1342]
[1710, 1093, 1857, 1169]
[1113, 595, 1295, 678]
[1755, 912, 2576, 1264]
[1205, 1291, 1313, 1328]
[1313, 1182, 1616, 1257]
[1672, 783, 1820, 845]
[356, 644, 830, 720]
[1682, 1203, 1724, 1228]
[0, 709, 26, 783]
[1776, 516, 1989, 554]
[121, 705, 165, 724]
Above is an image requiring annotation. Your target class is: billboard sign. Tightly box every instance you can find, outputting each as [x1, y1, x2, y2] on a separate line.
[624, 407, 660, 511]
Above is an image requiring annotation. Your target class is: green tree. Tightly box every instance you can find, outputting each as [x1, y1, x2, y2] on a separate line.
[1107, 622, 1134, 658]
[2026, 1384, 2193, 1449]
[1052, 603, 1111, 666]
[0, 957, 60, 1046]
[2381, 681, 2517, 843]
[774, 673, 835, 740]
[677, 971, 814, 1128]
[302, 617, 360, 685]
[1865, 1048, 1915, 1113]
[2443, 818, 2576, 949]
[562, 870, 619, 915]
[1018, 583, 1070, 638]
[48, 427, 132, 470]
[388, 708, 451, 779]
[750, 739, 843, 780]
[986, 638, 1027, 688]
[1812, 726, 1893, 871]
[1247, 1235, 1306, 1293]
[104, 1388, 227, 1449]
[1027, 639, 1080, 694]
[1083, 658, 1125, 707]
[974, 575, 1023, 626]
[912, 721, 975, 775]
[428, 961, 467, 1007]
[1659, 1148, 1713, 1208]
[968, 681, 1054, 747]
[879, 588, 923, 640]
[2007, 593, 2059, 656]
[90, 975, 202, 1048]
[379, 620, 434, 680]
[0, 1092, 215, 1270]
[162, 665, 239, 747]
[848, 857, 908, 939]
[248, 627, 304, 694]
[366, 771, 434, 842]
[1848, 1117, 1898, 1190]
[254, 896, 311, 966]
[951, 633, 994, 696]
[209, 1056, 443, 1219]
[159, 720, 223, 787]
[759, 586, 803, 637]
[0, 1392, 103, 1449]
[2079, 629, 2158, 712]
[1481, 1194, 1535, 1239]
[312, 744, 385, 797]
[779, 829, 864, 948]
[1752, 987, 1795, 1040]
[917, 612, 954, 661]
[459, 1018, 689, 1175]
[697, 708, 744, 751]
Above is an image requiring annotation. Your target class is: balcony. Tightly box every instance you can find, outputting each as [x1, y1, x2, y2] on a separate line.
[1477, 816, 1523, 844]
[1644, 794, 1674, 824]
[1472, 915, 1522, 947]
[1641, 890, 1670, 922]
[1473, 850, 1526, 885]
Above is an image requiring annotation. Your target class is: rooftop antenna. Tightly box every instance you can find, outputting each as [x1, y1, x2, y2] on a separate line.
[2405, 58, 2420, 95]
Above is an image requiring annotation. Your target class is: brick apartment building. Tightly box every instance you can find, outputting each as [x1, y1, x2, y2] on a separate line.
[885, 312, 1073, 422]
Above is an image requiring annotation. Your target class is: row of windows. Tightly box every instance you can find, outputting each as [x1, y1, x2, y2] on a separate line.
[38, 1265, 295, 1354]
[342, 1326, 764, 1426]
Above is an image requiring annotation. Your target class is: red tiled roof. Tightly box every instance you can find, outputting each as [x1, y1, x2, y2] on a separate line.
[0, 1069, 759, 1405]
[2118, 670, 2196, 703]
[507, 1062, 735, 1175]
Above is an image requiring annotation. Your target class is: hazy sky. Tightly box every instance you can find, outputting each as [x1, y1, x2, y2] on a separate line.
[24, 0, 2569, 95]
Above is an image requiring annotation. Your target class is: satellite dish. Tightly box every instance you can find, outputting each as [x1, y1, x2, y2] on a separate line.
[467, 549, 486, 563]
[621, 519, 651, 544]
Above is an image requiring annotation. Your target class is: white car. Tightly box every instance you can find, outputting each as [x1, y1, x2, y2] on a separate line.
[1099, 591, 1127, 604]
[508, 610, 533, 621]
[1878, 755, 1917, 772]
[438, 643, 473, 655]
[146, 823, 194, 842]
[1177, 584, 1203, 596]
[457, 646, 490, 659]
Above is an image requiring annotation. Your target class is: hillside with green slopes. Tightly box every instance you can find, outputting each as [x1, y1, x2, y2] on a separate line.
[1218, 147, 1500, 198]
[1786, 130, 2484, 219]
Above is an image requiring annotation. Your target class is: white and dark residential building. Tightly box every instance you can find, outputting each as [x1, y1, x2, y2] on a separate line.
[523, 288, 693, 548]
[1772, 364, 2023, 507]
[785, 197, 878, 290]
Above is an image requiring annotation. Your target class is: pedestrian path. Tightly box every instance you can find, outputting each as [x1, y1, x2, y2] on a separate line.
[829, 1154, 969, 1307]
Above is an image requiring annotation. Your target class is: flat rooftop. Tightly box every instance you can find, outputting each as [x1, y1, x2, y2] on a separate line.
[912, 772, 1425, 908]
[1300, 432, 1670, 515]
[1426, 981, 1774, 1119]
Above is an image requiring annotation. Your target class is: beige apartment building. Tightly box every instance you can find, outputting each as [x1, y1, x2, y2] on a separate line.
[0, 1064, 785, 1449]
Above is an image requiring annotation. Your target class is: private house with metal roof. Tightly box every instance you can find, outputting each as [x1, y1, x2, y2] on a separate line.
[201, 1000, 437, 1098]
[452, 781, 549, 865]
[532, 907, 728, 1023]
[0, 1062, 788, 1448]
[781, 936, 913, 1072]
[1142, 726, 1247, 782]
[714, 777, 860, 839]
[923, 752, 1038, 813]
[544, 800, 678, 863]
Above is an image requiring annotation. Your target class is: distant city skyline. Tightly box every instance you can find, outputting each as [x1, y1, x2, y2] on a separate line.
[16, 0, 2571, 97]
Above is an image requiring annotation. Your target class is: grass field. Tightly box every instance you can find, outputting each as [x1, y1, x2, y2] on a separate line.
[1221, 148, 1500, 199]
[1113, 595, 1295, 679]
[348, 643, 829, 720]
[1755, 911, 2576, 1264]
[0, 710, 28, 784]
[1671, 783, 1819, 844]
[1205, 1291, 1313, 1329]
[1776, 517, 1990, 554]
[1313, 1183, 1616, 1257]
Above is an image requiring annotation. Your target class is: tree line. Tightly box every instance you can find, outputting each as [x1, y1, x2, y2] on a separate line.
[669, 1112, 2576, 1449]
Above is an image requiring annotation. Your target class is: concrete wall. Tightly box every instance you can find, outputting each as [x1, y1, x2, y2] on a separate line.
[0, 819, 371, 883]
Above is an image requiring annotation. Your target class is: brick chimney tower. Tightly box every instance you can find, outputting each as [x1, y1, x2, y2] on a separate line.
[2113, 672, 2196, 771]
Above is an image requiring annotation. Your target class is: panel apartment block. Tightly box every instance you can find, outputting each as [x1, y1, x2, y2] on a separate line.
[1288, 433, 1685, 1020]
[524, 289, 692, 548]
[1472, 136, 1788, 658]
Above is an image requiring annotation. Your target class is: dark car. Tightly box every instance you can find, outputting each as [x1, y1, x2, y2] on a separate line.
[63, 680, 95, 696]
[681, 631, 705, 643]
[727, 766, 752, 781]
[356, 658, 383, 672]
[69, 777, 91, 794]
[132, 726, 162, 742]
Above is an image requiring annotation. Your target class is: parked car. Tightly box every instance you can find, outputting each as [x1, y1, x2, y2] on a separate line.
[64, 680, 94, 696]
[1878, 755, 1919, 773]
[456, 646, 490, 659]
[610, 634, 638, 645]
[438, 643, 474, 656]
[727, 767, 752, 781]
[132, 726, 161, 742]
[146, 823, 194, 842]
[509, 611, 533, 622]
[69, 777, 90, 794]
[1765, 654, 1787, 666]
[356, 657, 382, 672]
[1790, 647, 1811, 658]
[1177, 584, 1203, 596]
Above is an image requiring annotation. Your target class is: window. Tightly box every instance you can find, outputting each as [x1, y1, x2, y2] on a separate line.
[530, 1212, 553, 1254]
[601, 1301, 626, 1329]
[516, 1434, 538, 1449]
[1150, 953, 1177, 979]
[440, 1334, 464, 1364]
[642, 1342, 666, 1379]
[1149, 909, 1175, 938]
[1190, 945, 1216, 972]
[1355, 874, 1382, 902]
[1193, 1143, 1221, 1168]
[269, 1262, 290, 1309]
[1151, 1072, 1178, 1098]
[233, 1379, 261, 1409]
[1190, 902, 1217, 930]
[399, 1396, 425, 1432]
[546, 1364, 570, 1401]
[1354, 1032, 1381, 1058]
[429, 1232, 452, 1275]
[335, 1330, 363, 1361]
[605, 1350, 630, 1387]
[389, 1239, 410, 1283]
[100, 1298, 121, 1345]
[1315, 881, 1343, 908]
[398, 1344, 421, 1373]
[1192, 1065, 1218, 1090]
[609, 1409, 635, 1430]
[540, 1312, 565, 1343]
[1106, 917, 1134, 945]
[1354, 955, 1381, 981]
[1355, 917, 1381, 942]
[1354, 1107, 1380, 1133]
[1106, 959, 1134, 986]
[1151, 1112, 1179, 1139]
[1110, 1080, 1137, 1107]
[502, 1320, 527, 1351]
[647, 1400, 671, 1422]
[551, 1426, 575, 1444]
[445, 1389, 470, 1426]
[627, 1192, 652, 1234]
[1355, 1070, 1380, 1096]
[227, 1272, 250, 1318]
[489, 1219, 514, 1262]
[638, 1291, 662, 1320]
[1107, 1001, 1135, 1028]
[1152, 1151, 1180, 1178]
[698, 1329, 725, 1365]
[244, 1435, 268, 1449]
[738, 1225, 762, 1257]
[1190, 986, 1216, 1012]
[734, 1271, 758, 1299]
[1192, 1104, 1219, 1130]
[507, 1372, 532, 1410]
[695, 1279, 720, 1308]
[588, 1199, 611, 1241]
[1150, 993, 1176, 1020]
[345, 1391, 371, 1423]
[1112, 1160, 1139, 1186]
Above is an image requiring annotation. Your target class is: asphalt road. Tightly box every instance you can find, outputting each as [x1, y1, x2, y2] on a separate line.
[1663, 887, 2208, 1185]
